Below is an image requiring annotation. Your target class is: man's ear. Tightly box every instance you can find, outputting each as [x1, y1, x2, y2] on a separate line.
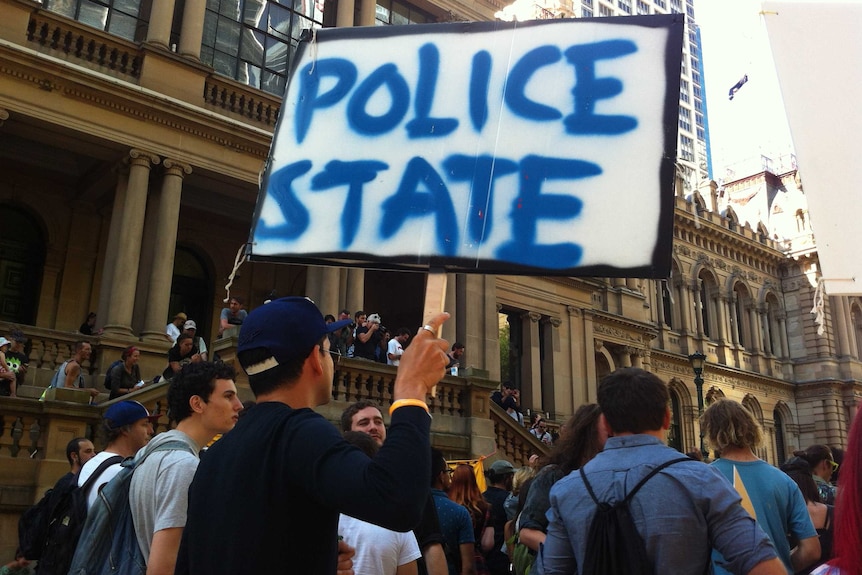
[308, 345, 324, 376]
[189, 394, 206, 414]
[662, 406, 671, 430]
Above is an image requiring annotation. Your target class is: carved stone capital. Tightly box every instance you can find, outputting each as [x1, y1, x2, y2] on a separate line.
[0, 108, 9, 127]
[128, 148, 160, 168]
[548, 317, 562, 328]
[163, 159, 193, 177]
[567, 305, 581, 317]
[528, 312, 542, 323]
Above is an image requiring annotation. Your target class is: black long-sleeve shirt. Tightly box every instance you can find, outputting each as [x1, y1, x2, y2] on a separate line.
[176, 401, 431, 574]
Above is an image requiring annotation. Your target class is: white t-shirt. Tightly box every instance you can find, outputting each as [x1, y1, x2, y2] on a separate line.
[387, 339, 403, 366]
[78, 450, 125, 509]
[166, 323, 180, 343]
[129, 429, 200, 560]
[338, 514, 421, 575]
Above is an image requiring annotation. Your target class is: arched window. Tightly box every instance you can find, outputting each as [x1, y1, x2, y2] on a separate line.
[0, 204, 46, 324]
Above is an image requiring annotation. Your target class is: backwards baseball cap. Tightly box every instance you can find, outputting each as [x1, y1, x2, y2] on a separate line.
[238, 297, 351, 376]
[0, 337, 9, 348]
[103, 401, 160, 430]
[183, 320, 197, 330]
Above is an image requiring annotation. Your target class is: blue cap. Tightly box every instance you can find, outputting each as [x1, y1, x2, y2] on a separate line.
[238, 297, 351, 375]
[104, 401, 160, 430]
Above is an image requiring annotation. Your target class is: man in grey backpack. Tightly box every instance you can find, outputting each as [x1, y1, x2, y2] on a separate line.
[68, 362, 242, 575]
[537, 368, 786, 575]
[129, 361, 242, 575]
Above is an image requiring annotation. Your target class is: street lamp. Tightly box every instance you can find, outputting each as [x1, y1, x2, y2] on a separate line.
[688, 351, 708, 459]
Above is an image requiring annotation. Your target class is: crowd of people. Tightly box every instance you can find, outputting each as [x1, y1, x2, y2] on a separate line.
[5, 295, 862, 575]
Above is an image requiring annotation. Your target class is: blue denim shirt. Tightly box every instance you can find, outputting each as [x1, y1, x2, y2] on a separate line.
[537, 434, 777, 575]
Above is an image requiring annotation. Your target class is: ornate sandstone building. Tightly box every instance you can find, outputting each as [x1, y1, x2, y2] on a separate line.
[1, 0, 860, 560]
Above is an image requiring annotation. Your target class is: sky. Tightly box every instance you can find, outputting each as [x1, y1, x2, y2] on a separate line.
[695, 0, 796, 179]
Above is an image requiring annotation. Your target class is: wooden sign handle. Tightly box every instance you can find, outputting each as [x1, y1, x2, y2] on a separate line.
[423, 269, 447, 397]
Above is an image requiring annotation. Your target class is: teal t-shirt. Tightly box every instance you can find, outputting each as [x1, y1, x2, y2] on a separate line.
[711, 458, 816, 574]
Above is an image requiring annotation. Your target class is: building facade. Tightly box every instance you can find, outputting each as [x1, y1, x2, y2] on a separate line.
[2, 0, 859, 467]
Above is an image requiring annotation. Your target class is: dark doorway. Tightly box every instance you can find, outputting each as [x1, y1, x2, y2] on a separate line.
[363, 269, 425, 335]
[169, 246, 213, 341]
[0, 205, 45, 324]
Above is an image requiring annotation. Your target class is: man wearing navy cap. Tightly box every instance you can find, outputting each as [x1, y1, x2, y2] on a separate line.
[177, 296, 451, 575]
[77, 400, 160, 508]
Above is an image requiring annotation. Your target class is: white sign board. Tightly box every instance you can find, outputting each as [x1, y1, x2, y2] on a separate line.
[250, 15, 683, 277]
[763, 1, 862, 295]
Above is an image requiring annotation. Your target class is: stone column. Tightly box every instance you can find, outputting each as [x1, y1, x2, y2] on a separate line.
[716, 295, 730, 344]
[522, 312, 542, 413]
[337, 0, 356, 27]
[692, 281, 704, 337]
[584, 311, 597, 403]
[347, 268, 365, 315]
[748, 303, 763, 353]
[359, 0, 375, 25]
[729, 293, 740, 345]
[102, 150, 159, 336]
[96, 166, 130, 328]
[146, 0, 175, 48]
[141, 159, 191, 341]
[676, 279, 691, 334]
[760, 307, 772, 355]
[318, 267, 341, 318]
[831, 296, 852, 357]
[620, 347, 633, 367]
[541, 317, 560, 417]
[178, 0, 206, 59]
[305, 267, 323, 303]
[777, 313, 789, 358]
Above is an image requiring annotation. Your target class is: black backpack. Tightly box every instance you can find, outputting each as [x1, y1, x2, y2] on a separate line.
[580, 457, 690, 575]
[18, 455, 123, 573]
[103, 359, 124, 390]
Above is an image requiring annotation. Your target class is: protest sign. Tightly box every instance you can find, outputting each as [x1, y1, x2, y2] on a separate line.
[249, 15, 683, 277]
[763, 1, 862, 296]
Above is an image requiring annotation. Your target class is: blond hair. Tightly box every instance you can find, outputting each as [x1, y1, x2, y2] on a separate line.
[512, 466, 535, 495]
[701, 399, 763, 452]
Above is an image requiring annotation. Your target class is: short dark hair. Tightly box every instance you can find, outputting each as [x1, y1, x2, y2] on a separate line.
[75, 340, 91, 353]
[354, 310, 365, 319]
[238, 336, 325, 397]
[324, 314, 336, 323]
[340, 309, 350, 316]
[168, 361, 236, 422]
[340, 400, 383, 432]
[175, 333, 194, 347]
[431, 448, 448, 485]
[66, 437, 89, 466]
[396, 328, 411, 337]
[343, 431, 380, 458]
[230, 296, 244, 305]
[598, 368, 668, 434]
[452, 342, 465, 351]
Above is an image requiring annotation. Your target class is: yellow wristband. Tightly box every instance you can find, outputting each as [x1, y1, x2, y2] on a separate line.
[389, 399, 430, 416]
